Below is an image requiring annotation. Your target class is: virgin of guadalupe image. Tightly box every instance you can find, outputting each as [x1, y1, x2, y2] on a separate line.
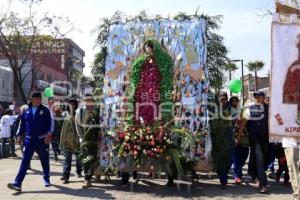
[283, 34, 300, 125]
[129, 40, 173, 125]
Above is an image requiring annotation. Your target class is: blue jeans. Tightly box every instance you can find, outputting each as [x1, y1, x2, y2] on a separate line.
[255, 143, 268, 187]
[14, 141, 50, 187]
[267, 143, 275, 172]
[51, 140, 59, 158]
[233, 145, 249, 179]
[63, 151, 82, 179]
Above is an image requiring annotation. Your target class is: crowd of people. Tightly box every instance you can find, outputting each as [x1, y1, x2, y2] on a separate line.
[210, 91, 289, 194]
[0, 91, 294, 195]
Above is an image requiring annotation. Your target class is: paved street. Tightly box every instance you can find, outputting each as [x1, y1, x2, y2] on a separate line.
[0, 151, 294, 200]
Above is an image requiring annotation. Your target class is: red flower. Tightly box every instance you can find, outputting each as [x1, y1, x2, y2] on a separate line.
[117, 131, 126, 139]
[147, 150, 154, 157]
[130, 144, 135, 150]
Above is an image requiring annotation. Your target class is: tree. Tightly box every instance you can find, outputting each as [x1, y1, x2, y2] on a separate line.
[92, 10, 228, 96]
[224, 62, 238, 82]
[246, 60, 265, 90]
[202, 15, 228, 95]
[91, 45, 107, 97]
[0, 0, 73, 105]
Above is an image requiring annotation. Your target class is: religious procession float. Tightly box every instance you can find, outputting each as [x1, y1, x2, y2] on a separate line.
[96, 13, 213, 184]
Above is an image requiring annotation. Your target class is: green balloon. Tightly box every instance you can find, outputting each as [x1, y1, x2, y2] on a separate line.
[229, 79, 242, 93]
[44, 87, 54, 98]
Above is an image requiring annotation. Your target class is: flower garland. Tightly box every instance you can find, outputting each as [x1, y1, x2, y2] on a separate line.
[128, 40, 173, 124]
[109, 122, 189, 175]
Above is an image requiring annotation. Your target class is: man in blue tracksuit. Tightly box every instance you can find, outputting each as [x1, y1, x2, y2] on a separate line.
[7, 91, 53, 192]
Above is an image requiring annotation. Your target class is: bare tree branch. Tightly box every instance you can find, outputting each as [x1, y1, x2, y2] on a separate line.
[0, 0, 74, 104]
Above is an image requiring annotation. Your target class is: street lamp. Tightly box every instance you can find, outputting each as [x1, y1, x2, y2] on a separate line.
[230, 59, 245, 105]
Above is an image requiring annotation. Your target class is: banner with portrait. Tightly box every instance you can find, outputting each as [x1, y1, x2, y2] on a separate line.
[270, 22, 300, 143]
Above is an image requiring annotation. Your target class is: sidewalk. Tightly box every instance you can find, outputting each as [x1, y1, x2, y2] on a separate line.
[0, 153, 293, 200]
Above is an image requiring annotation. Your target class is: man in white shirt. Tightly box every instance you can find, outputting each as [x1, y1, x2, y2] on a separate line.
[0, 109, 18, 158]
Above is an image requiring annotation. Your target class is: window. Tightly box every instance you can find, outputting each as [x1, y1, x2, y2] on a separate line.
[47, 74, 52, 83]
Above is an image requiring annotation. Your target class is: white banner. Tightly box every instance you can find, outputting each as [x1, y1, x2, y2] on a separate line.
[270, 22, 300, 142]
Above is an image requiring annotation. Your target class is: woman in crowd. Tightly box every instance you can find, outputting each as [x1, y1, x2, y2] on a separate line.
[230, 96, 249, 184]
[60, 99, 82, 184]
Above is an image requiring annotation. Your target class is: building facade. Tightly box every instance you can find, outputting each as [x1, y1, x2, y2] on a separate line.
[0, 37, 85, 105]
[242, 73, 270, 103]
[33, 38, 85, 99]
[0, 64, 13, 107]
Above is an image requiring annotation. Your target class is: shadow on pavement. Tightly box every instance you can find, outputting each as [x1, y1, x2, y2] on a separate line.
[11, 183, 115, 199]
[94, 177, 293, 199]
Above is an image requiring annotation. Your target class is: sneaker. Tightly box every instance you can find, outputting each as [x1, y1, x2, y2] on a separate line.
[7, 183, 21, 192]
[292, 193, 299, 200]
[63, 180, 70, 184]
[82, 180, 92, 189]
[166, 181, 175, 186]
[60, 176, 67, 181]
[267, 171, 275, 179]
[77, 173, 82, 178]
[44, 180, 51, 187]
[10, 154, 17, 157]
[234, 178, 242, 184]
[260, 186, 268, 194]
[132, 171, 138, 180]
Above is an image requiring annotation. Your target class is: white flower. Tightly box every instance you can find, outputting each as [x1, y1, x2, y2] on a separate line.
[124, 124, 130, 131]
[139, 117, 144, 125]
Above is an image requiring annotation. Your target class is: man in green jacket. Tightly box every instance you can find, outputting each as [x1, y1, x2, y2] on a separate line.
[210, 92, 235, 189]
[75, 94, 100, 188]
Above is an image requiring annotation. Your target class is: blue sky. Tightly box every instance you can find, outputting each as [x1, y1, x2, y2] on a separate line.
[4, 0, 274, 79]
